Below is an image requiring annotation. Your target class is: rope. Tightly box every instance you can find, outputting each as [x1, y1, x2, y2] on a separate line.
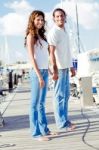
[81, 108, 99, 150]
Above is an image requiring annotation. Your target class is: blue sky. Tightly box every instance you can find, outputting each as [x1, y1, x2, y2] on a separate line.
[0, 0, 99, 64]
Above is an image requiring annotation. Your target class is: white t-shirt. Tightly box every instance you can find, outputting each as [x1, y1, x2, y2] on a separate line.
[47, 25, 72, 69]
[34, 39, 49, 69]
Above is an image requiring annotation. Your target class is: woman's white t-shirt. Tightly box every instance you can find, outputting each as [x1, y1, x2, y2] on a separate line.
[34, 39, 49, 69]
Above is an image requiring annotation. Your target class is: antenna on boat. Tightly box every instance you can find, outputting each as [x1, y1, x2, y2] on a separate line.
[75, 2, 80, 53]
[4, 36, 10, 65]
[68, 0, 81, 53]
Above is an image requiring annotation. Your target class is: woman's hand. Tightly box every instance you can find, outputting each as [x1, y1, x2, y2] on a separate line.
[52, 72, 58, 80]
[38, 77, 45, 88]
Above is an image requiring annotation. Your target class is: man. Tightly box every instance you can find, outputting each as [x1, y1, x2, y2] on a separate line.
[48, 8, 76, 130]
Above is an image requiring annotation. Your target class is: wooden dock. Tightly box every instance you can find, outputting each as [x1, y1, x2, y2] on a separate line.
[0, 80, 99, 150]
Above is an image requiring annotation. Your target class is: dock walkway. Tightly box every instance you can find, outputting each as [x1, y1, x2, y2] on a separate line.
[0, 80, 99, 150]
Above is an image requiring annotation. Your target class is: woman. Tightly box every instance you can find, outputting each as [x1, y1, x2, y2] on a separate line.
[25, 10, 51, 141]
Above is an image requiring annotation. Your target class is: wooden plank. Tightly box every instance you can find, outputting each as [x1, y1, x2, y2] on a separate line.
[0, 81, 99, 150]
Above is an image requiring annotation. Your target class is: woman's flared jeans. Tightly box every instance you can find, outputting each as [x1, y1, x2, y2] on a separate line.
[29, 69, 49, 137]
[54, 69, 71, 129]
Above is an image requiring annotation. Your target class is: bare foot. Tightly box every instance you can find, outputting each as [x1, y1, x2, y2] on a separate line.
[47, 131, 59, 136]
[37, 136, 51, 141]
[67, 123, 76, 131]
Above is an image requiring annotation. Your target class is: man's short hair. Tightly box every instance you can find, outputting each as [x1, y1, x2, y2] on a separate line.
[53, 8, 66, 17]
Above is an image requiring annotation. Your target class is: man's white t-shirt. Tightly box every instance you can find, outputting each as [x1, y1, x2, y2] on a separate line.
[47, 24, 72, 69]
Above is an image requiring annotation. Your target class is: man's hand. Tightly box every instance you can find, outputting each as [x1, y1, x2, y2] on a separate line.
[52, 65, 58, 80]
[70, 67, 76, 77]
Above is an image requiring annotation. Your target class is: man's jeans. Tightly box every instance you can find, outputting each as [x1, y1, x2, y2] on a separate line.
[54, 69, 71, 129]
[29, 69, 49, 137]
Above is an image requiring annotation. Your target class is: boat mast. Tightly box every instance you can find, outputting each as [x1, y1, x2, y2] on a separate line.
[60, 0, 81, 53]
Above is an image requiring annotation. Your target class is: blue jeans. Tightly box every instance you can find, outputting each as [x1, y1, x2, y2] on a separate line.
[29, 69, 50, 137]
[54, 69, 71, 129]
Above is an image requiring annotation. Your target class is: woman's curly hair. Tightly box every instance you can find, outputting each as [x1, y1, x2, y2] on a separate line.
[24, 10, 47, 46]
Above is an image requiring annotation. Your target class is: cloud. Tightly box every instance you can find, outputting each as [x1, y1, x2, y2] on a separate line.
[0, 13, 27, 36]
[0, 0, 99, 36]
[54, 1, 99, 30]
[0, 0, 34, 36]
[45, 12, 53, 30]
[5, 0, 33, 14]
